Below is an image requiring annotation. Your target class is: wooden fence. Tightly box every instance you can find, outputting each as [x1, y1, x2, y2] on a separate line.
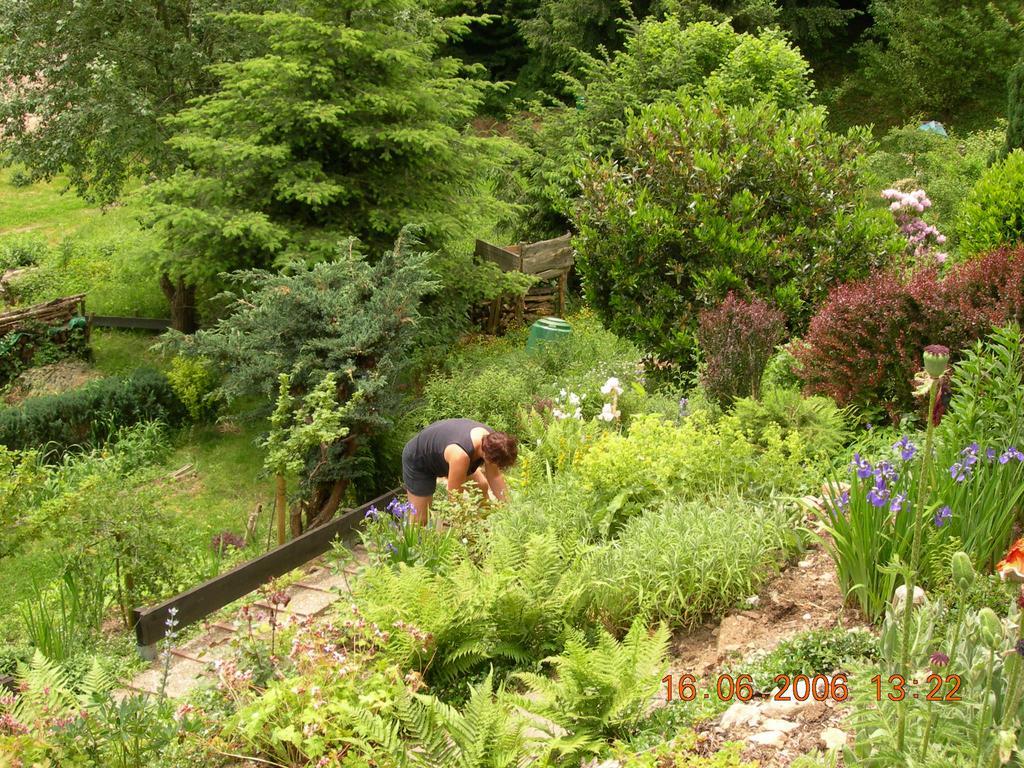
[131, 488, 400, 651]
[476, 233, 574, 330]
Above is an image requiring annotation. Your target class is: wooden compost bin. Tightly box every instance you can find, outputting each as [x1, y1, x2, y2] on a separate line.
[474, 233, 574, 332]
[0, 294, 89, 337]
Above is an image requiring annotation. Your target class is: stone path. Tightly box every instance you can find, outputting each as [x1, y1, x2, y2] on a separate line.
[119, 545, 369, 699]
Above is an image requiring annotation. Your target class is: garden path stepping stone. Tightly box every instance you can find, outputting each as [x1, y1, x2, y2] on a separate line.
[117, 548, 370, 700]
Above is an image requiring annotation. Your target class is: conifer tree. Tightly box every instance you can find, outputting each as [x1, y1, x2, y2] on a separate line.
[1006, 59, 1024, 156]
[142, 0, 506, 331]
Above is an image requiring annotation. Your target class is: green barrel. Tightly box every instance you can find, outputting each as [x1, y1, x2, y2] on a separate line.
[526, 316, 572, 352]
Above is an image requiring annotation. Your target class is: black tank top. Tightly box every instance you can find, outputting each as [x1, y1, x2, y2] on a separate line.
[409, 418, 489, 478]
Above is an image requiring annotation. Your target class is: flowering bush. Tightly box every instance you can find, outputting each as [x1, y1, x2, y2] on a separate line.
[881, 187, 947, 264]
[822, 435, 1024, 620]
[359, 498, 461, 572]
[793, 245, 1024, 421]
[696, 293, 786, 407]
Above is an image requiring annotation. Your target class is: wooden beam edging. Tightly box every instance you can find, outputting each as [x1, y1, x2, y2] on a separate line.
[91, 315, 172, 331]
[131, 488, 400, 650]
[0, 674, 14, 692]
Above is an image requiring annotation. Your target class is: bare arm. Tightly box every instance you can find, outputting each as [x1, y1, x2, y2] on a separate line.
[484, 462, 508, 501]
[443, 445, 471, 494]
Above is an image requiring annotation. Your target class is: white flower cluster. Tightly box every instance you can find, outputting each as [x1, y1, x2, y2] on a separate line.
[597, 377, 622, 422]
[552, 388, 585, 420]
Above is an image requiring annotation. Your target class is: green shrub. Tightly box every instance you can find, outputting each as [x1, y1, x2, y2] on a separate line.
[574, 496, 798, 631]
[957, 150, 1024, 255]
[0, 368, 186, 453]
[860, 123, 1006, 239]
[730, 389, 852, 460]
[844, 0, 1022, 127]
[573, 97, 898, 367]
[165, 354, 221, 422]
[0, 233, 48, 272]
[574, 413, 817, 520]
[504, 17, 818, 238]
[1007, 58, 1024, 155]
[414, 314, 643, 438]
[736, 627, 879, 692]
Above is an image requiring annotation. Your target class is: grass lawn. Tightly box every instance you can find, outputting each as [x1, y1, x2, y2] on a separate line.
[159, 418, 276, 547]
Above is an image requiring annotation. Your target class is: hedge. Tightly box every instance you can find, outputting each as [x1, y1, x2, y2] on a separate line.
[0, 368, 187, 453]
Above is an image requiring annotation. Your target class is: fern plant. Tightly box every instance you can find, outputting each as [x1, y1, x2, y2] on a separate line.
[370, 672, 530, 768]
[511, 618, 670, 761]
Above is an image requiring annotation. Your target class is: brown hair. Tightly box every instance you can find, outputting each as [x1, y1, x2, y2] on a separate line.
[481, 431, 518, 469]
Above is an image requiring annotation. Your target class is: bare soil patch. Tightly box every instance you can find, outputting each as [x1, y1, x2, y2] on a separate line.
[3, 358, 102, 404]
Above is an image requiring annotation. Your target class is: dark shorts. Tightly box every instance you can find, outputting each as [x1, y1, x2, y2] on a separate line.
[402, 439, 438, 497]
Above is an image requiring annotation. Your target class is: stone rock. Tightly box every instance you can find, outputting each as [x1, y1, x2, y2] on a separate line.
[720, 701, 762, 730]
[748, 730, 787, 748]
[762, 718, 800, 733]
[893, 585, 927, 612]
[820, 727, 848, 750]
[798, 559, 813, 569]
[802, 612, 813, 621]
[762, 690, 813, 717]
[746, 595, 761, 607]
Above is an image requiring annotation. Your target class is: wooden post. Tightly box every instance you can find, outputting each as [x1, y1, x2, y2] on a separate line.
[557, 271, 568, 317]
[488, 296, 501, 334]
[275, 474, 287, 545]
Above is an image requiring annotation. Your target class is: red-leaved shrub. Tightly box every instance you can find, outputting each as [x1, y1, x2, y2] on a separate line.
[697, 293, 786, 407]
[793, 245, 1024, 421]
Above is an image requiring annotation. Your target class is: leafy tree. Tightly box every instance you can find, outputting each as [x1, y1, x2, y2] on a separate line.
[0, 0, 259, 204]
[141, 0, 509, 331]
[174, 230, 437, 526]
[844, 0, 1023, 127]
[263, 372, 353, 541]
[572, 97, 899, 367]
[505, 17, 816, 237]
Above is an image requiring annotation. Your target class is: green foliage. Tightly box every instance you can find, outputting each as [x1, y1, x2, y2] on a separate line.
[1007, 58, 1024, 155]
[938, 324, 1024, 454]
[730, 389, 852, 460]
[0, 0, 253, 203]
[847, 595, 1024, 766]
[0, 233, 47, 273]
[624, 703, 732, 752]
[512, 618, 670, 759]
[614, 730, 759, 767]
[263, 372, 351, 477]
[414, 313, 643, 438]
[575, 496, 799, 630]
[505, 17, 819, 237]
[574, 413, 817, 517]
[956, 150, 1024, 255]
[573, 97, 898, 366]
[165, 355, 221, 423]
[737, 627, 879, 692]
[177, 231, 436, 498]
[141, 0, 509, 284]
[356, 544, 576, 691]
[0, 317, 89, 389]
[383, 672, 530, 768]
[0, 368, 186, 454]
[844, 0, 1023, 128]
[860, 123, 1007, 243]
[361, 498, 464, 572]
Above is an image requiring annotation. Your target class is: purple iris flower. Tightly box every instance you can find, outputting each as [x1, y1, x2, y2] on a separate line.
[894, 436, 918, 461]
[364, 506, 380, 521]
[874, 461, 898, 484]
[934, 506, 952, 527]
[851, 453, 874, 480]
[1000, 447, 1024, 464]
[889, 493, 906, 513]
[385, 542, 397, 554]
[949, 462, 970, 482]
[986, 447, 997, 462]
[867, 478, 890, 508]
